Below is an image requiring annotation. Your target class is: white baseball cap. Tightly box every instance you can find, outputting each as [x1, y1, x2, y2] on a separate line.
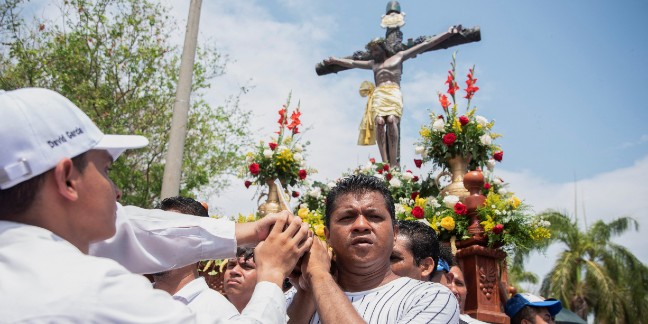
[0, 88, 149, 189]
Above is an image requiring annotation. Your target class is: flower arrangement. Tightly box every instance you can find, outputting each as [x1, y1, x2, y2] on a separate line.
[418, 53, 503, 171]
[241, 96, 315, 195]
[294, 181, 333, 240]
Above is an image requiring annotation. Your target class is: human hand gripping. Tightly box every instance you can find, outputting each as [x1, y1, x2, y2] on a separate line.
[301, 237, 333, 288]
[254, 213, 313, 288]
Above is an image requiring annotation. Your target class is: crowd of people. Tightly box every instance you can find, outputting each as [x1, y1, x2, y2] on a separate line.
[0, 88, 562, 323]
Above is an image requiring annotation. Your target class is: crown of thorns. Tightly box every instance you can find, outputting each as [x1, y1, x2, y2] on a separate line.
[365, 38, 386, 50]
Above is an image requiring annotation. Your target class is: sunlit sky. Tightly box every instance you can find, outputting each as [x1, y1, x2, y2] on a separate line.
[24, 0, 648, 293]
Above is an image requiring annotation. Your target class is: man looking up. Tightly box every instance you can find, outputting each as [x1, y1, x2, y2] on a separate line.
[289, 174, 459, 323]
[151, 196, 239, 322]
[390, 219, 439, 281]
[223, 248, 259, 313]
[0, 88, 312, 323]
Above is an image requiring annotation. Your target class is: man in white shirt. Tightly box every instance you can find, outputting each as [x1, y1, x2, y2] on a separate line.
[151, 196, 240, 322]
[0, 88, 313, 323]
[223, 247, 259, 313]
[288, 174, 460, 323]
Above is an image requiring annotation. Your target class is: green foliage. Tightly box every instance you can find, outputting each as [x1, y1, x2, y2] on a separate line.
[537, 211, 648, 323]
[0, 0, 251, 207]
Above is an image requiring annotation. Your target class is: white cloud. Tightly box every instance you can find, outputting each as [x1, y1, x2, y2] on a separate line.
[620, 134, 648, 149]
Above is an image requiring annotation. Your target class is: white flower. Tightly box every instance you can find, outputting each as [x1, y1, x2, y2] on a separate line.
[389, 177, 402, 188]
[300, 203, 308, 209]
[432, 119, 445, 131]
[293, 144, 303, 153]
[327, 181, 337, 189]
[427, 198, 441, 208]
[493, 177, 503, 185]
[245, 154, 254, 163]
[415, 146, 425, 155]
[373, 173, 385, 181]
[475, 115, 488, 127]
[308, 187, 321, 199]
[443, 195, 459, 208]
[277, 145, 289, 153]
[293, 153, 303, 162]
[486, 159, 496, 171]
[300, 160, 307, 168]
[479, 134, 492, 146]
[498, 187, 508, 195]
[401, 171, 414, 181]
[362, 162, 374, 173]
[395, 203, 407, 215]
[380, 12, 405, 28]
[263, 149, 273, 158]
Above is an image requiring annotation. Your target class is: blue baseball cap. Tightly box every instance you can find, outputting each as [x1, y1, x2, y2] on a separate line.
[436, 258, 450, 273]
[505, 293, 562, 318]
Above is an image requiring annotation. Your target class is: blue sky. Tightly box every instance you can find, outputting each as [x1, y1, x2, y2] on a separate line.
[23, 0, 648, 293]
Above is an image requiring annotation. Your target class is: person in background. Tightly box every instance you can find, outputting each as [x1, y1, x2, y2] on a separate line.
[151, 196, 240, 322]
[0, 88, 312, 323]
[223, 248, 259, 313]
[505, 293, 562, 324]
[390, 219, 439, 281]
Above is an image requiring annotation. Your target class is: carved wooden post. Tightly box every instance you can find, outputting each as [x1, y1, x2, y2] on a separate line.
[456, 170, 510, 324]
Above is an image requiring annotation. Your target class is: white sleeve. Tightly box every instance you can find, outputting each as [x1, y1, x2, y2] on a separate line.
[397, 285, 460, 324]
[228, 282, 287, 324]
[89, 203, 237, 274]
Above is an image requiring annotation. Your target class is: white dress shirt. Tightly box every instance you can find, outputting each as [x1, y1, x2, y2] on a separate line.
[0, 204, 286, 323]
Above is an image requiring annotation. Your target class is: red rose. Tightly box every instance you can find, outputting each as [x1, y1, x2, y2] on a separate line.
[459, 115, 469, 126]
[442, 133, 457, 146]
[493, 224, 504, 234]
[377, 168, 384, 174]
[493, 151, 504, 162]
[412, 176, 419, 182]
[244, 180, 252, 188]
[410, 192, 419, 200]
[298, 169, 307, 180]
[454, 202, 467, 215]
[370, 158, 376, 164]
[383, 164, 390, 171]
[249, 163, 260, 175]
[292, 191, 300, 198]
[414, 159, 423, 168]
[386, 173, 393, 181]
[484, 183, 491, 190]
[411, 206, 424, 219]
[269, 142, 278, 150]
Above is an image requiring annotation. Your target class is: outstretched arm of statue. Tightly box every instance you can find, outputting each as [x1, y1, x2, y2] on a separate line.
[323, 56, 373, 70]
[401, 25, 462, 60]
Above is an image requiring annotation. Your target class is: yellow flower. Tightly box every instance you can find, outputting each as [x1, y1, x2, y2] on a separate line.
[476, 124, 482, 130]
[419, 127, 431, 139]
[246, 214, 256, 222]
[297, 207, 310, 219]
[481, 218, 495, 233]
[452, 118, 462, 132]
[440, 216, 456, 231]
[510, 196, 521, 209]
[415, 197, 427, 208]
[531, 227, 551, 240]
[429, 220, 439, 233]
[283, 136, 292, 144]
[314, 224, 325, 238]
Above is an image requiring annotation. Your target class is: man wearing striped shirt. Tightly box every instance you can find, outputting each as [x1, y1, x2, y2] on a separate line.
[288, 174, 460, 323]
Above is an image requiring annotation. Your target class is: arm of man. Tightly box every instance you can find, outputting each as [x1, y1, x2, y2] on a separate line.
[303, 239, 366, 324]
[400, 26, 460, 61]
[396, 283, 460, 324]
[89, 204, 290, 274]
[323, 56, 373, 70]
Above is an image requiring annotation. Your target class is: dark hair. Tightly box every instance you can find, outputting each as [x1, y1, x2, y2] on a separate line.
[159, 196, 208, 217]
[324, 174, 395, 227]
[236, 247, 255, 262]
[511, 305, 541, 324]
[396, 219, 440, 280]
[0, 153, 88, 219]
[438, 244, 457, 268]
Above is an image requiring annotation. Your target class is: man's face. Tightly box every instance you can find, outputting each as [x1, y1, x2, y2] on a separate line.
[325, 191, 395, 271]
[369, 44, 386, 61]
[390, 234, 423, 280]
[223, 256, 257, 302]
[74, 150, 119, 243]
[527, 307, 555, 324]
[446, 266, 467, 311]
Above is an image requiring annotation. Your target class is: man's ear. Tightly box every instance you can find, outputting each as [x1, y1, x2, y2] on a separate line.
[53, 158, 79, 202]
[393, 223, 399, 245]
[419, 256, 436, 278]
[324, 226, 330, 241]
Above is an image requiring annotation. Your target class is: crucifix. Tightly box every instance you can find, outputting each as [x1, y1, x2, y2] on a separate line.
[316, 1, 481, 168]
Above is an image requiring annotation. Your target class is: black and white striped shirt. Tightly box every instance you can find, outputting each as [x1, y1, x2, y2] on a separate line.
[310, 277, 460, 323]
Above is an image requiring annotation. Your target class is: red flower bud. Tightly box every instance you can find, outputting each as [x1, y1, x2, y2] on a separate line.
[484, 183, 491, 190]
[459, 115, 469, 126]
[377, 168, 384, 174]
[414, 159, 423, 168]
[298, 169, 307, 180]
[411, 206, 425, 219]
[370, 158, 376, 164]
[386, 173, 393, 181]
[442, 133, 457, 146]
[383, 164, 390, 171]
[493, 224, 504, 234]
[410, 191, 419, 200]
[412, 176, 419, 182]
[249, 163, 260, 175]
[244, 180, 252, 188]
[454, 202, 468, 215]
[493, 151, 504, 162]
[292, 191, 300, 198]
[269, 142, 278, 150]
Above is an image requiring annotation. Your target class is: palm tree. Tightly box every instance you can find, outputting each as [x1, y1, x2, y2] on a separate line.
[537, 211, 648, 323]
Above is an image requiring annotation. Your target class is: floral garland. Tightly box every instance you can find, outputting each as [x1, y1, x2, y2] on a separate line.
[241, 95, 316, 197]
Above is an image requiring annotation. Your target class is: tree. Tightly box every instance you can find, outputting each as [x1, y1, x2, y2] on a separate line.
[1, 0, 251, 207]
[537, 211, 648, 323]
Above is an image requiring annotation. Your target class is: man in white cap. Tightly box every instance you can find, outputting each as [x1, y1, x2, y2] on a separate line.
[0, 88, 312, 322]
[505, 293, 563, 324]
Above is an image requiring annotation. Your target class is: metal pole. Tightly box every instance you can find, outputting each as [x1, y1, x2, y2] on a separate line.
[161, 0, 202, 199]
